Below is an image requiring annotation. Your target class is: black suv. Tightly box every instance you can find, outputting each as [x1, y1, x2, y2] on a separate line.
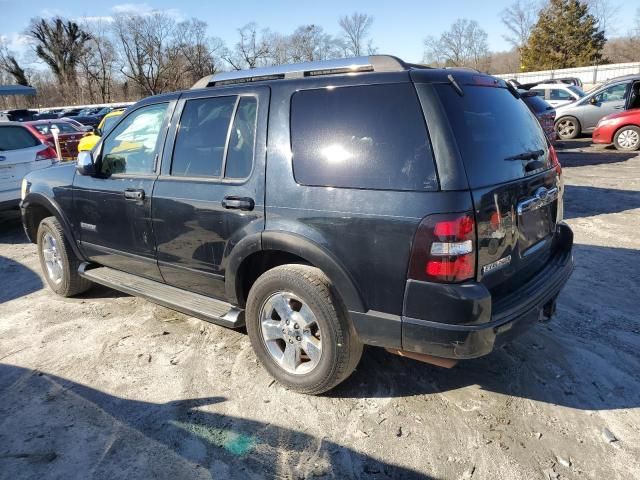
[21, 56, 573, 394]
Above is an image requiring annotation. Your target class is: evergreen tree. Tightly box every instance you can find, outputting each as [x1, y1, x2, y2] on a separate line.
[521, 0, 606, 70]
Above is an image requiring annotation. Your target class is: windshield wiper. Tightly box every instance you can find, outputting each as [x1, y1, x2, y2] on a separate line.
[504, 149, 545, 161]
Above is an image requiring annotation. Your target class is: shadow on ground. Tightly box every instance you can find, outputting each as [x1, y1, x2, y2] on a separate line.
[0, 364, 434, 480]
[564, 185, 640, 219]
[0, 256, 43, 303]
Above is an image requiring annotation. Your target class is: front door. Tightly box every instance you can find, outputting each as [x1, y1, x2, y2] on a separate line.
[152, 87, 268, 299]
[582, 82, 629, 130]
[73, 101, 173, 280]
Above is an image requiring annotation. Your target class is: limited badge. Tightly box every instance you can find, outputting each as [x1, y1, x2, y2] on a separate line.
[481, 255, 512, 275]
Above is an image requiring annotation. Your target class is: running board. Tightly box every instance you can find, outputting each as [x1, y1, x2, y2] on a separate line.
[79, 264, 244, 328]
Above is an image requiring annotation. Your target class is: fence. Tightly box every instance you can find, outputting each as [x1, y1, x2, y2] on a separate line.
[494, 62, 640, 89]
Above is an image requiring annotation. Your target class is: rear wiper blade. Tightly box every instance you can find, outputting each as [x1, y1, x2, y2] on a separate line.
[504, 149, 545, 161]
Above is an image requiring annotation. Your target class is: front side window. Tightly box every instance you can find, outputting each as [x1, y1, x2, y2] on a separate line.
[290, 84, 437, 191]
[100, 103, 167, 176]
[594, 83, 628, 103]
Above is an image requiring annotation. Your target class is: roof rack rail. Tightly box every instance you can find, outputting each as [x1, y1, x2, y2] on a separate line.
[192, 55, 427, 89]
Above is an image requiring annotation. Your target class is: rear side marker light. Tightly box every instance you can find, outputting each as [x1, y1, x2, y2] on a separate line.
[408, 212, 477, 283]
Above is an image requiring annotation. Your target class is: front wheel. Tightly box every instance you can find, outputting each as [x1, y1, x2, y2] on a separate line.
[556, 116, 581, 140]
[37, 216, 92, 297]
[246, 265, 362, 395]
[613, 126, 640, 151]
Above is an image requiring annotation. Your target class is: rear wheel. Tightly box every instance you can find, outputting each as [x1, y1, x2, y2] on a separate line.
[37, 216, 92, 297]
[556, 116, 581, 140]
[613, 126, 640, 151]
[246, 265, 362, 395]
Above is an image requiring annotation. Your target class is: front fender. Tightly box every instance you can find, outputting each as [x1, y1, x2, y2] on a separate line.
[21, 192, 85, 261]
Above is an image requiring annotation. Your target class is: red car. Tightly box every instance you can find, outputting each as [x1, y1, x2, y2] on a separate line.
[593, 108, 640, 151]
[23, 120, 88, 160]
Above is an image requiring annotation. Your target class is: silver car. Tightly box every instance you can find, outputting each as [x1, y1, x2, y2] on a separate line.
[554, 74, 640, 140]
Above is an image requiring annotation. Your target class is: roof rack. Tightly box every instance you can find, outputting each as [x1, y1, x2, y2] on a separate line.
[192, 55, 425, 89]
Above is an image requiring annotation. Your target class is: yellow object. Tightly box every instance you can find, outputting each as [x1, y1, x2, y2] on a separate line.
[77, 110, 124, 152]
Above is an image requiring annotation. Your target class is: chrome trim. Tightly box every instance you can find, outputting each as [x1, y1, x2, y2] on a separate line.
[517, 186, 559, 216]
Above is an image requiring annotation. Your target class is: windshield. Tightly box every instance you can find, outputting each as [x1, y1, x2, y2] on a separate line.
[436, 85, 550, 188]
[568, 86, 585, 97]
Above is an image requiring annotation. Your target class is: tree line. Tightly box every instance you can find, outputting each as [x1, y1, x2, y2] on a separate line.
[1, 1, 640, 109]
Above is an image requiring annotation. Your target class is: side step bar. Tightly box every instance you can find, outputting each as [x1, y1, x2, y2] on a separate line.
[79, 264, 244, 328]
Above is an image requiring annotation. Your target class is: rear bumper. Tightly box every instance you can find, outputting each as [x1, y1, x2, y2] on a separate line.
[401, 223, 574, 359]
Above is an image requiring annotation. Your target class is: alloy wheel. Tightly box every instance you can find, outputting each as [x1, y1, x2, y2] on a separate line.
[42, 232, 63, 284]
[557, 119, 576, 138]
[618, 129, 640, 149]
[259, 292, 323, 375]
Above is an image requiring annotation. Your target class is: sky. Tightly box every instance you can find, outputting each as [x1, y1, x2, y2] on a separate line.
[0, 0, 637, 65]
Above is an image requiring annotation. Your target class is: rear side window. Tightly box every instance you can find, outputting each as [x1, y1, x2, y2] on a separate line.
[522, 94, 553, 114]
[290, 84, 437, 191]
[0, 126, 39, 151]
[436, 85, 550, 188]
[549, 89, 572, 100]
[171, 95, 257, 179]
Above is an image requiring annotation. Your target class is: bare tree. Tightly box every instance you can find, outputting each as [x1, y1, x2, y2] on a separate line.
[501, 0, 540, 50]
[0, 40, 29, 86]
[338, 12, 374, 56]
[288, 25, 341, 62]
[175, 19, 225, 84]
[424, 19, 490, 70]
[28, 17, 91, 90]
[113, 12, 176, 95]
[224, 23, 271, 70]
[78, 20, 116, 103]
[586, 0, 619, 37]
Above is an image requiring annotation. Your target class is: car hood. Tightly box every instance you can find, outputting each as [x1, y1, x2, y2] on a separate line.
[599, 108, 640, 122]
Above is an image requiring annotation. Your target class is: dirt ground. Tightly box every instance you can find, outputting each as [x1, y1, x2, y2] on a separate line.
[1, 139, 639, 480]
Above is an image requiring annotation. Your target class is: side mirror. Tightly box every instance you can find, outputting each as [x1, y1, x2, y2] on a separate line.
[76, 151, 96, 176]
[590, 97, 598, 105]
[95, 127, 102, 136]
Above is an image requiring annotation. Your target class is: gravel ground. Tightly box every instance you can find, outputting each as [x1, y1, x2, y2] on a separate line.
[0, 139, 639, 480]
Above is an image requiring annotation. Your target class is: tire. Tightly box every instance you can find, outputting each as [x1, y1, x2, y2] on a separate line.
[613, 126, 640, 151]
[246, 264, 363, 395]
[37, 216, 92, 297]
[555, 116, 581, 140]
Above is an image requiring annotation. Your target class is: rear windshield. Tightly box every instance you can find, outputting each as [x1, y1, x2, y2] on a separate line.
[521, 94, 553, 114]
[436, 85, 550, 188]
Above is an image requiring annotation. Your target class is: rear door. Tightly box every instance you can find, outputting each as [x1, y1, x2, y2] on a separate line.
[151, 86, 268, 299]
[434, 80, 560, 295]
[0, 125, 48, 199]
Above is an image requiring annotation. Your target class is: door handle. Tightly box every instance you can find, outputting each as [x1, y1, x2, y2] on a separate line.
[222, 196, 254, 211]
[124, 188, 145, 200]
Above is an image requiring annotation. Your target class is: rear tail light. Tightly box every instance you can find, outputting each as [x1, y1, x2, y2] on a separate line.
[549, 144, 561, 175]
[408, 212, 476, 283]
[35, 146, 58, 161]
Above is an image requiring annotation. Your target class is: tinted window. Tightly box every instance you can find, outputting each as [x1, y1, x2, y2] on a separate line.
[594, 83, 628, 103]
[53, 122, 78, 133]
[225, 97, 257, 179]
[100, 103, 167, 176]
[436, 85, 550, 188]
[530, 89, 545, 97]
[291, 84, 436, 191]
[171, 96, 236, 177]
[522, 94, 553, 114]
[0, 126, 39, 151]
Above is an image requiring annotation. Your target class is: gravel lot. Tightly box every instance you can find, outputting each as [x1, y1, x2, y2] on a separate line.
[1, 139, 639, 480]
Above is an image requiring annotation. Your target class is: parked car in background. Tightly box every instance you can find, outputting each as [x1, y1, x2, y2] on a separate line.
[520, 77, 583, 90]
[0, 122, 57, 209]
[529, 83, 585, 108]
[21, 57, 573, 394]
[57, 108, 84, 118]
[4, 109, 38, 122]
[520, 90, 557, 143]
[24, 119, 88, 160]
[554, 75, 640, 139]
[65, 115, 100, 128]
[593, 108, 640, 151]
[77, 109, 125, 152]
[60, 117, 93, 132]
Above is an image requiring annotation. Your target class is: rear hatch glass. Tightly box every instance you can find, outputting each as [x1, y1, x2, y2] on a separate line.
[435, 81, 560, 295]
[435, 84, 551, 189]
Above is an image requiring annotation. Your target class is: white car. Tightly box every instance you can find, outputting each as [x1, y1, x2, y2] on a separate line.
[529, 83, 586, 108]
[0, 122, 57, 209]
